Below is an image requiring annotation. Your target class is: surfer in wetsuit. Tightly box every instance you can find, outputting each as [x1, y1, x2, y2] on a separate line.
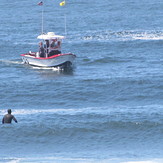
[2, 109, 18, 124]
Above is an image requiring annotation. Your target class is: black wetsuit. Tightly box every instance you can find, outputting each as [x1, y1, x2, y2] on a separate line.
[2, 114, 17, 124]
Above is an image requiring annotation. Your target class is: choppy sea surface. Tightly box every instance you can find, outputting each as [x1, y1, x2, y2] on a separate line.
[0, 0, 163, 162]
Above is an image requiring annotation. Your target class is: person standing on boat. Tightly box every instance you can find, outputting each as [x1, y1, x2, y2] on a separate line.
[56, 40, 61, 53]
[2, 109, 18, 124]
[50, 39, 56, 49]
[49, 39, 61, 55]
[39, 42, 45, 57]
[45, 40, 50, 55]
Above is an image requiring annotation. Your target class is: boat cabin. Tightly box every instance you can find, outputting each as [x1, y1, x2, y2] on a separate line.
[36, 32, 65, 58]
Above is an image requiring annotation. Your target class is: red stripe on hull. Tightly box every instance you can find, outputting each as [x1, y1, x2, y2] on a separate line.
[20, 53, 76, 60]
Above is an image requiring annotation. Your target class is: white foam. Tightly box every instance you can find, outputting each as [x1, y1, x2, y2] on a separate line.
[132, 35, 163, 40]
[1, 156, 95, 163]
[0, 104, 162, 116]
[0, 60, 23, 65]
[0, 108, 76, 116]
[81, 30, 163, 42]
[122, 160, 163, 163]
[123, 161, 156, 163]
[31, 66, 63, 71]
[1, 157, 163, 163]
[0, 158, 22, 163]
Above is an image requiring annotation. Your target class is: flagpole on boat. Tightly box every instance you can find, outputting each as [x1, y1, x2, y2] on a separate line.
[41, 2, 44, 34]
[60, 0, 67, 36]
[38, 1, 44, 34]
[41, 6, 44, 34]
[64, 0, 67, 36]
[64, 14, 67, 36]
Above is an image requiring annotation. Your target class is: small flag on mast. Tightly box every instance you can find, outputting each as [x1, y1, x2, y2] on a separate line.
[60, 0, 66, 6]
[38, 1, 43, 6]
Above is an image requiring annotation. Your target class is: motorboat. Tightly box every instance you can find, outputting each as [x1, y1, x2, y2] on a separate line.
[21, 32, 76, 68]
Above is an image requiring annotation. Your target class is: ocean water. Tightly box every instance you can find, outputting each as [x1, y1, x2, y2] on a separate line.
[0, 0, 163, 162]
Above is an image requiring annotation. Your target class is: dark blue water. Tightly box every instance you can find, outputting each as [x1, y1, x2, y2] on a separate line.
[0, 0, 163, 162]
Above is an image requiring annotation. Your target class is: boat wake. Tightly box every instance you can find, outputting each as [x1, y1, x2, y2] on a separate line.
[0, 59, 23, 65]
[0, 59, 73, 72]
[30, 66, 64, 71]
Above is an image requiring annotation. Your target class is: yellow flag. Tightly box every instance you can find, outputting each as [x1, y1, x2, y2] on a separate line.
[60, 0, 65, 6]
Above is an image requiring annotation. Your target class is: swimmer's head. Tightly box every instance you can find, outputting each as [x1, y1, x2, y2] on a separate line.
[7, 109, 11, 114]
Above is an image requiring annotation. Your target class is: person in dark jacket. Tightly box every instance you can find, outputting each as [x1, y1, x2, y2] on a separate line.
[2, 109, 18, 124]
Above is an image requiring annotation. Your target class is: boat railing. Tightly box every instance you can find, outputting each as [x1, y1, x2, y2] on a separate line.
[28, 51, 36, 57]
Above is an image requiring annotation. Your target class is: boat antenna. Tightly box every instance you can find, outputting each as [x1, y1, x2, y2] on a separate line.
[60, 0, 67, 36]
[64, 14, 67, 36]
[38, 1, 44, 34]
[41, 4, 44, 34]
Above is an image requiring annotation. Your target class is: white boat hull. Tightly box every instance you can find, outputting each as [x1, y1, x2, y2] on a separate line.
[21, 53, 76, 68]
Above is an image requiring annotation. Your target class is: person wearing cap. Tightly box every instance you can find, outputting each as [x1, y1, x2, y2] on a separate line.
[2, 109, 18, 124]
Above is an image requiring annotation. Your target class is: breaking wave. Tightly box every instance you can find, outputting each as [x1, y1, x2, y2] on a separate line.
[0, 104, 162, 117]
[1, 157, 163, 163]
[77, 30, 163, 41]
